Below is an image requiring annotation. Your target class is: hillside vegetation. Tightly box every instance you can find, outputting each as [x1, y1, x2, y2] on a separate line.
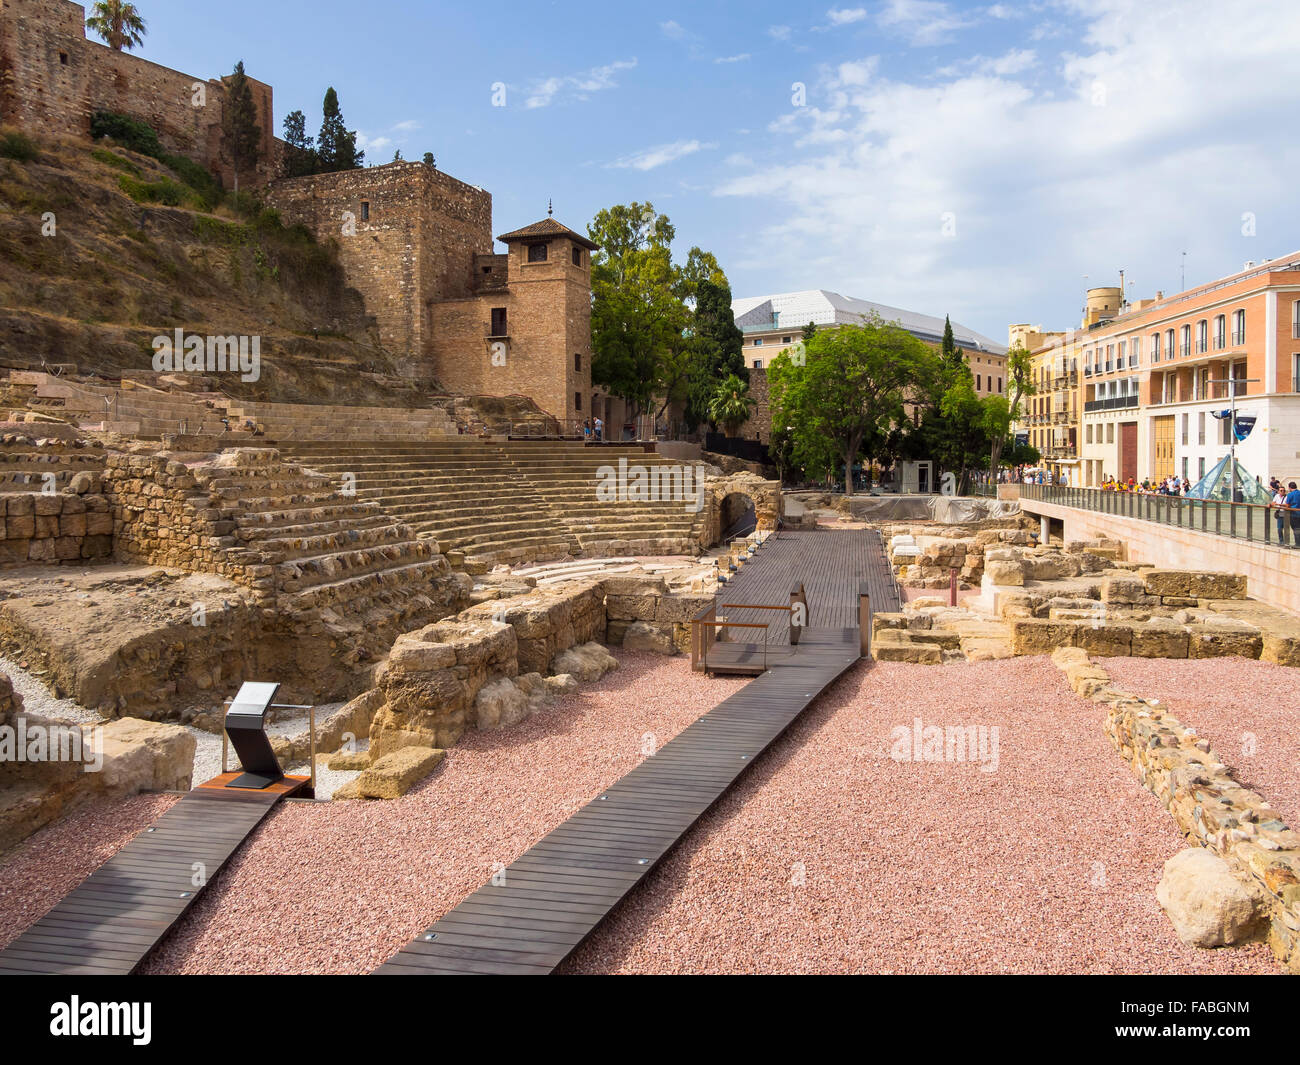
[0, 128, 439, 406]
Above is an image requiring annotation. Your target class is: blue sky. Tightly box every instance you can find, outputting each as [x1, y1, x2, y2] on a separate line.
[135, 0, 1300, 343]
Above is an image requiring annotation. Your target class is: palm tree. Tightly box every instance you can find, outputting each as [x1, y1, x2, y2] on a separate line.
[85, 1, 147, 52]
[707, 374, 756, 438]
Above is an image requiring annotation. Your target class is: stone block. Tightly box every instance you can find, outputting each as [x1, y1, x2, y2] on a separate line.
[1076, 622, 1132, 657]
[1131, 620, 1190, 659]
[1143, 570, 1191, 597]
[1009, 619, 1079, 655]
[1156, 848, 1264, 948]
[1186, 572, 1247, 600]
[354, 746, 445, 799]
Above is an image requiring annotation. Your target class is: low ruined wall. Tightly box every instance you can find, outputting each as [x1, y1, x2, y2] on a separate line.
[0, 492, 113, 565]
[603, 572, 712, 654]
[1102, 683, 1300, 970]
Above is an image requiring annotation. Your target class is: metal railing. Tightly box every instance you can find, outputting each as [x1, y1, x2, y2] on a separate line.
[1083, 395, 1139, 412]
[1020, 482, 1296, 546]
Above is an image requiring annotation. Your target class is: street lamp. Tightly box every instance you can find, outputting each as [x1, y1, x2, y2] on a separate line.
[1207, 374, 1260, 501]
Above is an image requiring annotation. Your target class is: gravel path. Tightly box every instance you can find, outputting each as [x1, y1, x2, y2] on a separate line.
[0, 654, 104, 725]
[137, 651, 747, 974]
[558, 658, 1276, 974]
[1102, 656, 1300, 830]
[1, 654, 1278, 974]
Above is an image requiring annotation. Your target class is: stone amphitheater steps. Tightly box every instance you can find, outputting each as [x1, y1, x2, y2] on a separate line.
[280, 441, 576, 572]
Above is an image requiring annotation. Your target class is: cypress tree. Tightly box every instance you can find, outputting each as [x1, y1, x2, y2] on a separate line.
[221, 60, 261, 192]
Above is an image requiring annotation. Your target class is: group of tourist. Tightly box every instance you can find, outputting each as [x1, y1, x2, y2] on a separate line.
[1099, 475, 1192, 495]
[1270, 478, 1300, 546]
[582, 417, 604, 442]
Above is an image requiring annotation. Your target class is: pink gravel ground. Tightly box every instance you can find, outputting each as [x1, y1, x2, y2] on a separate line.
[559, 657, 1277, 974]
[1102, 656, 1300, 830]
[0, 792, 180, 948]
[0, 653, 1280, 974]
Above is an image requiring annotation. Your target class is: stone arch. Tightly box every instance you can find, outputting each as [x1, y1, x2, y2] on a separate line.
[702, 473, 782, 547]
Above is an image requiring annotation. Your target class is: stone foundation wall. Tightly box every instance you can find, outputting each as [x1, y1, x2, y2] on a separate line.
[0, 491, 112, 565]
[602, 573, 712, 655]
[1087, 665, 1300, 970]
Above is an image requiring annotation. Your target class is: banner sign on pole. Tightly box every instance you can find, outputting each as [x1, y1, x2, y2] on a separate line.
[1233, 414, 1256, 442]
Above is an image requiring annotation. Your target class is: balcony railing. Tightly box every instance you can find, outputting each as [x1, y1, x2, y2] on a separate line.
[1194, 340, 1207, 353]
[1231, 330, 1245, 345]
[1020, 483, 1291, 547]
[1082, 395, 1139, 413]
[1179, 343, 1190, 356]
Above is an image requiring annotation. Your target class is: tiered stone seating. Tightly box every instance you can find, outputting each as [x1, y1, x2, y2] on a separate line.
[19, 374, 228, 437]
[190, 455, 450, 627]
[280, 439, 706, 571]
[226, 401, 455, 440]
[0, 443, 104, 493]
[281, 441, 574, 573]
[503, 442, 704, 556]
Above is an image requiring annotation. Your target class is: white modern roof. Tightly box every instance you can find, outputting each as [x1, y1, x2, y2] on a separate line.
[732, 289, 1007, 355]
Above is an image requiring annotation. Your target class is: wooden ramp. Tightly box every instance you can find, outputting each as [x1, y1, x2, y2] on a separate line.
[376, 529, 888, 975]
[0, 775, 308, 975]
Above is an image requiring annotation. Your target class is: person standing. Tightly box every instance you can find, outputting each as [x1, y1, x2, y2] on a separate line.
[1272, 484, 1291, 546]
[1286, 482, 1300, 547]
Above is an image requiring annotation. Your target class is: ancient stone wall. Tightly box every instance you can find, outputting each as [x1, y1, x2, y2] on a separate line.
[265, 162, 493, 367]
[0, 0, 276, 187]
[0, 490, 112, 564]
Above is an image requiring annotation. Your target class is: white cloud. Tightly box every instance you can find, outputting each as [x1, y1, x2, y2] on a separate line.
[607, 139, 714, 171]
[768, 25, 792, 41]
[877, 0, 974, 45]
[715, 53, 752, 64]
[827, 7, 868, 25]
[356, 133, 391, 153]
[660, 20, 688, 40]
[525, 58, 637, 109]
[715, 0, 1300, 337]
[392, 119, 420, 132]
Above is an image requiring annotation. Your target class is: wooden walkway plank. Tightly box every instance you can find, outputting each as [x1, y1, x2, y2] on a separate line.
[0, 778, 308, 975]
[376, 530, 887, 974]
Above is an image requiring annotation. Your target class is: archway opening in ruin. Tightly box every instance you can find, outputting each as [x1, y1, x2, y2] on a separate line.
[718, 492, 757, 541]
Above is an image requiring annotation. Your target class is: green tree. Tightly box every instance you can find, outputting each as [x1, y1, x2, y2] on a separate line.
[707, 374, 755, 438]
[280, 109, 317, 177]
[769, 315, 930, 496]
[221, 60, 261, 193]
[987, 343, 1036, 478]
[588, 202, 684, 419]
[802, 321, 817, 341]
[85, 0, 146, 51]
[317, 87, 364, 172]
[685, 278, 746, 429]
[423, 152, 435, 167]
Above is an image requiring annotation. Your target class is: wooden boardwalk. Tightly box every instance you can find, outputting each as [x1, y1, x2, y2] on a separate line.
[0, 776, 307, 975]
[376, 529, 891, 975]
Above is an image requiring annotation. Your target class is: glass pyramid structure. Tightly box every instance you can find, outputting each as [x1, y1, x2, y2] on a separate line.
[1185, 453, 1272, 503]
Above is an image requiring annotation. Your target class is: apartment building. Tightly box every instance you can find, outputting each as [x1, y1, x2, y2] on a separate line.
[1075, 255, 1300, 488]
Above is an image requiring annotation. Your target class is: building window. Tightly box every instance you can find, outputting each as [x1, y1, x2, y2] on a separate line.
[1151, 333, 1161, 361]
[1198, 411, 1205, 445]
[1198, 457, 1206, 478]
[753, 359, 763, 369]
[1293, 301, 1300, 339]
[781, 336, 792, 344]
[1107, 423, 1114, 444]
[1181, 413, 1188, 445]
[490, 307, 508, 336]
[976, 374, 982, 391]
[1086, 423, 1093, 444]
[1196, 319, 1207, 353]
[574, 352, 581, 373]
[572, 246, 582, 267]
[527, 243, 548, 263]
[1182, 457, 1189, 480]
[1231, 309, 1245, 345]
[59, 52, 69, 65]
[998, 377, 1002, 393]
[1180, 324, 1190, 357]
[753, 338, 763, 346]
[1165, 328, 1175, 358]
[360, 201, 370, 221]
[1294, 353, 1300, 392]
